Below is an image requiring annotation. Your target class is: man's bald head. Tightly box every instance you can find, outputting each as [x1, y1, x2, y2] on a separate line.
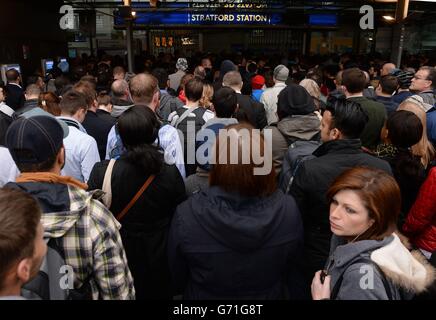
[129, 73, 159, 108]
[223, 71, 243, 90]
[381, 63, 396, 76]
[25, 84, 41, 100]
[111, 79, 129, 100]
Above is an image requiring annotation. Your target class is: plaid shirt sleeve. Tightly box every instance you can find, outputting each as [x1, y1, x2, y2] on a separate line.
[88, 199, 136, 300]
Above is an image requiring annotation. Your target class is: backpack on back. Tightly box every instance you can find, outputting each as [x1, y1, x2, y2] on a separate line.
[21, 238, 92, 300]
[278, 140, 320, 194]
[174, 107, 208, 176]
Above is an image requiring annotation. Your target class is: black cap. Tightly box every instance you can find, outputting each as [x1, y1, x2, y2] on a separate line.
[5, 116, 65, 165]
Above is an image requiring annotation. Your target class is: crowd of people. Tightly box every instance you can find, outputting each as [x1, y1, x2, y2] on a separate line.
[0, 50, 435, 300]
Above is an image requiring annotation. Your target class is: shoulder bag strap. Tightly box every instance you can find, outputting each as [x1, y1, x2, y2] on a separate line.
[101, 159, 116, 208]
[116, 175, 155, 221]
[174, 106, 198, 129]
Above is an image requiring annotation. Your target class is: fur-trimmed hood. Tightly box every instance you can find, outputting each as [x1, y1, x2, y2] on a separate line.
[370, 233, 435, 294]
[327, 233, 436, 299]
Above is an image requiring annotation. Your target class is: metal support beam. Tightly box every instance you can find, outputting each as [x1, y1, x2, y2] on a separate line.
[126, 19, 134, 73]
[123, 0, 134, 72]
[390, 0, 409, 67]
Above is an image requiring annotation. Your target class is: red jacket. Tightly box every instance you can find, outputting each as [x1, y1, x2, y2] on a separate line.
[403, 167, 436, 252]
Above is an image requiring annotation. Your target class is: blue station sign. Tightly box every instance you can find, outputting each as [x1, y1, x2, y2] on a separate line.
[115, 11, 284, 26]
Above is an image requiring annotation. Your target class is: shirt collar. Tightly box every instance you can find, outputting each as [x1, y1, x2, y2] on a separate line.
[57, 116, 87, 133]
[8, 82, 22, 89]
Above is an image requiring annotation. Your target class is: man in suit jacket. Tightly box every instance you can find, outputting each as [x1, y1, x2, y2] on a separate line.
[222, 71, 267, 129]
[5, 69, 25, 111]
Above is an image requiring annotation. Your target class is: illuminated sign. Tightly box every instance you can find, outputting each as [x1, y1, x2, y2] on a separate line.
[309, 14, 338, 26]
[115, 12, 283, 26]
[154, 36, 174, 47]
[127, 1, 285, 9]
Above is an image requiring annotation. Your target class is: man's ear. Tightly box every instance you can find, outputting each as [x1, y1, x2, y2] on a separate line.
[331, 128, 341, 140]
[151, 91, 160, 112]
[16, 258, 32, 284]
[57, 146, 65, 168]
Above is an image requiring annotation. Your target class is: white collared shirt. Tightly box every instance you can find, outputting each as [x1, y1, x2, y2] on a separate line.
[58, 116, 100, 182]
[260, 82, 287, 125]
[0, 147, 19, 187]
[0, 102, 14, 117]
[8, 82, 22, 89]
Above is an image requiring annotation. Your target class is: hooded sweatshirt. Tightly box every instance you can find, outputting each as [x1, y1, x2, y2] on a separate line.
[268, 84, 321, 174]
[168, 186, 304, 299]
[110, 97, 134, 119]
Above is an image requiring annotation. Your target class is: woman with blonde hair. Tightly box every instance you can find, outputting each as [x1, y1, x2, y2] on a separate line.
[199, 83, 214, 111]
[397, 96, 435, 168]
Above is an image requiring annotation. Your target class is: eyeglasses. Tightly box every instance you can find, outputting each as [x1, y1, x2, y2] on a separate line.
[413, 75, 429, 81]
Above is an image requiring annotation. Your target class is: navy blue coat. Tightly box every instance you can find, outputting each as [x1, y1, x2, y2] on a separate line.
[5, 83, 25, 111]
[168, 186, 304, 300]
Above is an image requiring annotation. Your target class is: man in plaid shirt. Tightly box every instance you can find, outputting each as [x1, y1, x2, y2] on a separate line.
[4, 113, 135, 300]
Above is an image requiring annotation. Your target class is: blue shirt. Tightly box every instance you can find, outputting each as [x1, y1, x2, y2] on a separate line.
[58, 116, 101, 182]
[252, 89, 264, 103]
[106, 124, 186, 178]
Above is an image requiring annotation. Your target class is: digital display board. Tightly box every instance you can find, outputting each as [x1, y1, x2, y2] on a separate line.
[309, 14, 338, 26]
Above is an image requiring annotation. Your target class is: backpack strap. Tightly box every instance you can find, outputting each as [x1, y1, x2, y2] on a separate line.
[116, 175, 155, 221]
[331, 257, 393, 300]
[174, 106, 199, 129]
[101, 159, 116, 208]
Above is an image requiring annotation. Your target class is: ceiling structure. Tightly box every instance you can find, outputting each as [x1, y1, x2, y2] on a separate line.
[60, 0, 436, 26]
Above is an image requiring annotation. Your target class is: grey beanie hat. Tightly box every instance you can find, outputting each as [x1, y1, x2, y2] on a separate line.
[274, 64, 290, 82]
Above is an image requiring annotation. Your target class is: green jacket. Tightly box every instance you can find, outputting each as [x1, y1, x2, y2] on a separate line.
[348, 96, 387, 151]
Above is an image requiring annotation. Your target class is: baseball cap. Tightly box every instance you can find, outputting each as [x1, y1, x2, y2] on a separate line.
[5, 115, 66, 165]
[274, 65, 290, 82]
[251, 75, 265, 90]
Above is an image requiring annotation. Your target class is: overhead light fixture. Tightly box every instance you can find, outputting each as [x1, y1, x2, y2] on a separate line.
[131, 11, 136, 17]
[383, 15, 396, 21]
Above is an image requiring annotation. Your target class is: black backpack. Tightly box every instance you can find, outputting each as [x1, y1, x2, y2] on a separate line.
[174, 107, 208, 176]
[278, 141, 320, 194]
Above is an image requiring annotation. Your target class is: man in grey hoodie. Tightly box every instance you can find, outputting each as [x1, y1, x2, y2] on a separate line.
[110, 79, 134, 119]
